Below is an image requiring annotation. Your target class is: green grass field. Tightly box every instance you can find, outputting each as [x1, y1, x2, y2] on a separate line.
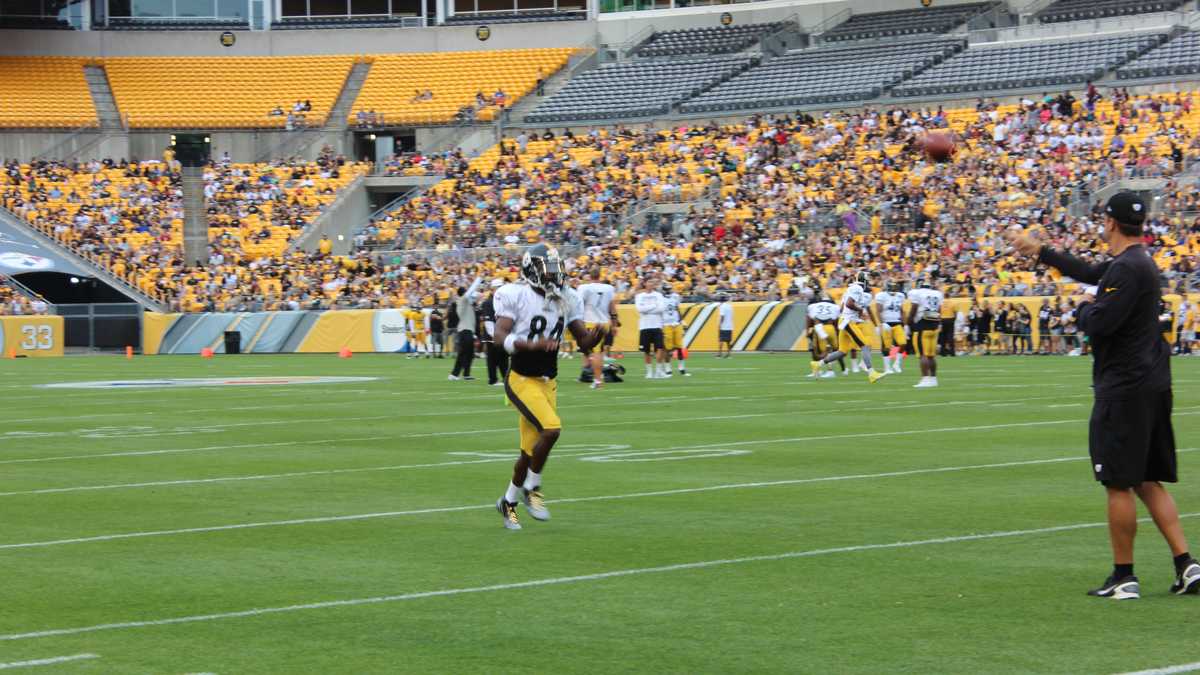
[1, 352, 1199, 674]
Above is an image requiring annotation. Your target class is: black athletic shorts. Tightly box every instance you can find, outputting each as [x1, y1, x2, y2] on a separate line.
[718, 329, 733, 343]
[639, 328, 664, 352]
[1089, 390, 1177, 488]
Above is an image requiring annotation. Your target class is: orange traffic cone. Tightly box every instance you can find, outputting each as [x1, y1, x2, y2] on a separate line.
[338, 346, 352, 359]
[125, 345, 134, 360]
[200, 347, 214, 359]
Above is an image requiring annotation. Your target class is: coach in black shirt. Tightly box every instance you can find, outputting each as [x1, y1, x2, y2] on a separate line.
[1011, 191, 1199, 599]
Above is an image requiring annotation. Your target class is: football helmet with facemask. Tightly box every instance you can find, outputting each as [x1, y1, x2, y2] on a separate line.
[521, 243, 565, 299]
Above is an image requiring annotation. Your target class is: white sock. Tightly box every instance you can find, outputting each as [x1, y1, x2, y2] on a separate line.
[646, 364, 653, 375]
[523, 470, 540, 491]
[504, 481, 521, 503]
[679, 359, 687, 371]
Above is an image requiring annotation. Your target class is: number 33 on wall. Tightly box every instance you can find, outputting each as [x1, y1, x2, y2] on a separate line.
[0, 317, 64, 357]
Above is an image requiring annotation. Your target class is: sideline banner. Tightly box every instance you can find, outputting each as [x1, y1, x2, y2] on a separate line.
[296, 310, 377, 353]
[0, 315, 65, 357]
[145, 294, 1197, 355]
[372, 309, 410, 353]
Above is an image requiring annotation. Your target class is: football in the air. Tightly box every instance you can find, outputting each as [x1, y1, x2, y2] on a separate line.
[923, 132, 955, 163]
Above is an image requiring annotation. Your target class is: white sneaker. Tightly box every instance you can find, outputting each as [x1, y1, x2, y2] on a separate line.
[590, 381, 602, 389]
[806, 372, 817, 379]
[913, 377, 939, 388]
[682, 371, 691, 377]
[448, 374, 461, 381]
[821, 371, 837, 379]
[523, 488, 550, 521]
[662, 371, 672, 378]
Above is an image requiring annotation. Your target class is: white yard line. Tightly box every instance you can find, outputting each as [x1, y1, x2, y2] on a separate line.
[0, 391, 1097, 460]
[0, 415, 1154, 499]
[5, 448, 1185, 549]
[0, 396, 781, 437]
[7, 404, 1199, 467]
[0, 413, 767, 465]
[0, 653, 99, 669]
[1115, 663, 1200, 675]
[3, 514, 1196, 642]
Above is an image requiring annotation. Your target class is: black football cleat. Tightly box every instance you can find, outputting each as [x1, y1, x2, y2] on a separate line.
[1087, 574, 1140, 600]
[1170, 560, 1200, 595]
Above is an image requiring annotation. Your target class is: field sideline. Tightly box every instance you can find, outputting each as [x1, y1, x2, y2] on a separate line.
[1, 353, 1198, 673]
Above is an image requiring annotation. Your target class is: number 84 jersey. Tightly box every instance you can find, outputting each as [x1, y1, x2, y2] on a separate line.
[494, 281, 583, 379]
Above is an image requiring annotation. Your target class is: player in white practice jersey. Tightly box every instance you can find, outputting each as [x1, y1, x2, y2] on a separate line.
[661, 283, 688, 377]
[907, 276, 945, 388]
[635, 276, 668, 378]
[873, 280, 908, 374]
[577, 268, 618, 389]
[812, 272, 886, 383]
[492, 244, 601, 530]
[805, 296, 841, 378]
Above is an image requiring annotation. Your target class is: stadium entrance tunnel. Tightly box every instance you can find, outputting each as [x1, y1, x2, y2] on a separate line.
[14, 271, 144, 351]
[14, 271, 134, 305]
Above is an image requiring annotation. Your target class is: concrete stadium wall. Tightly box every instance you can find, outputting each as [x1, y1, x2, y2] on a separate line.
[596, 0, 992, 43]
[0, 0, 993, 57]
[0, 21, 596, 57]
[0, 129, 352, 163]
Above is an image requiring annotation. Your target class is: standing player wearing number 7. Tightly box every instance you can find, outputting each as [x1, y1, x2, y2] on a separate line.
[492, 243, 602, 531]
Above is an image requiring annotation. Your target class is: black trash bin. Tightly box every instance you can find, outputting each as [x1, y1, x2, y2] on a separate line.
[224, 331, 241, 355]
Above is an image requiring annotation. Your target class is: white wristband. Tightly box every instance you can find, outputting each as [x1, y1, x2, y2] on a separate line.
[503, 333, 519, 354]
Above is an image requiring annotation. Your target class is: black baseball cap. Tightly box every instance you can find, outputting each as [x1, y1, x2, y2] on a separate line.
[1105, 191, 1147, 229]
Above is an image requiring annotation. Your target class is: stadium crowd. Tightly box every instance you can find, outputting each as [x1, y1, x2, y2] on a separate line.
[0, 279, 49, 315]
[0, 89, 1198, 314]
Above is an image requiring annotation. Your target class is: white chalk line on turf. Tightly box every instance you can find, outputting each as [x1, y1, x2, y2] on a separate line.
[0, 395, 764, 437]
[1116, 662, 1200, 675]
[3, 514, 1197, 643]
[0, 653, 99, 669]
[0, 391, 1099, 462]
[8, 448, 1195, 549]
[0, 413, 767, 465]
[0, 396, 1104, 495]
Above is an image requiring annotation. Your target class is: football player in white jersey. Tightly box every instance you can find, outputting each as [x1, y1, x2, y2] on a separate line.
[873, 279, 908, 374]
[811, 271, 886, 383]
[907, 276, 945, 388]
[493, 244, 602, 530]
[661, 283, 689, 377]
[805, 295, 841, 378]
[577, 268, 618, 389]
[635, 276, 668, 378]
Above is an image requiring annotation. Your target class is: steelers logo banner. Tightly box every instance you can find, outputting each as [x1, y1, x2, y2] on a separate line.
[0, 252, 54, 271]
